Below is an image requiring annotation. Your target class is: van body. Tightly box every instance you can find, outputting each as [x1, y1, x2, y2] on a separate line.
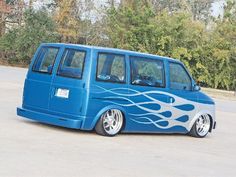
[17, 43, 216, 137]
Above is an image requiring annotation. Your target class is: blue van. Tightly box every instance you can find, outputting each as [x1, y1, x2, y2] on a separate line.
[17, 43, 216, 137]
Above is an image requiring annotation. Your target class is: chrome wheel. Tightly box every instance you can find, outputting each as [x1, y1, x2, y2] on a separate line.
[102, 109, 123, 135]
[196, 114, 211, 137]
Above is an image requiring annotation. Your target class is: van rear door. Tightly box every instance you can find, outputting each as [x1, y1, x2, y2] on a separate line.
[49, 46, 89, 116]
[23, 45, 60, 110]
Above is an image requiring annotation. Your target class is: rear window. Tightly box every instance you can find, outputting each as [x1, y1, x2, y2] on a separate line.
[57, 49, 86, 79]
[32, 47, 59, 74]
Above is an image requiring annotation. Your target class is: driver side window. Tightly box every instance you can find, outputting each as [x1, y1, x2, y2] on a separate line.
[169, 62, 192, 91]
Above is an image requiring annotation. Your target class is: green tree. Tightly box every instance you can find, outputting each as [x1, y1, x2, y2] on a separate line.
[106, 0, 236, 90]
[106, 1, 206, 80]
[0, 9, 59, 64]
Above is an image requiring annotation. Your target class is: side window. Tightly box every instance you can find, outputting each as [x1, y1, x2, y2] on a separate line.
[96, 53, 125, 83]
[130, 56, 165, 87]
[33, 47, 59, 74]
[57, 49, 86, 79]
[169, 62, 192, 90]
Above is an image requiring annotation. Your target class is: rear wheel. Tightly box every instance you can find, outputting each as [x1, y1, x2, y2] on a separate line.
[95, 109, 124, 136]
[189, 114, 211, 138]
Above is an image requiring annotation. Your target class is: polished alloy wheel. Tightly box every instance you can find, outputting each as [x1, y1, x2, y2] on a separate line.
[102, 109, 123, 135]
[196, 114, 211, 137]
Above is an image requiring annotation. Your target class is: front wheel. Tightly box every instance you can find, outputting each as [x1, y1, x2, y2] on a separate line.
[189, 114, 211, 138]
[95, 109, 124, 136]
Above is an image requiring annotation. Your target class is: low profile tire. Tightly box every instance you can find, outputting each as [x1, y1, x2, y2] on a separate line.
[189, 114, 211, 138]
[95, 109, 124, 136]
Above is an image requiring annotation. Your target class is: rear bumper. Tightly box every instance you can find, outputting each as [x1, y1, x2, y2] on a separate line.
[17, 107, 84, 129]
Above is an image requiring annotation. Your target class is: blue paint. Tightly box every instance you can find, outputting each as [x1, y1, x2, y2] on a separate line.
[17, 43, 215, 135]
[157, 121, 169, 127]
[174, 104, 195, 111]
[159, 111, 172, 118]
[176, 115, 189, 122]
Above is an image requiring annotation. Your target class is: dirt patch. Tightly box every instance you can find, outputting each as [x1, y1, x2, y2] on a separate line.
[0, 60, 28, 68]
[202, 87, 236, 101]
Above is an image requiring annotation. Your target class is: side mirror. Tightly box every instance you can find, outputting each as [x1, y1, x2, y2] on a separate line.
[193, 84, 201, 91]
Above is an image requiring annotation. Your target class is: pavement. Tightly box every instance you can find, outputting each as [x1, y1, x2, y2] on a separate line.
[0, 65, 236, 177]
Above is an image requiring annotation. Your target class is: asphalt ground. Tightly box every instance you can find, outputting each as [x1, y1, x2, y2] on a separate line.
[0, 65, 236, 177]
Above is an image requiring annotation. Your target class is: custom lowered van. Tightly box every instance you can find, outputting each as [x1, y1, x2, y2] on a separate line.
[17, 43, 216, 137]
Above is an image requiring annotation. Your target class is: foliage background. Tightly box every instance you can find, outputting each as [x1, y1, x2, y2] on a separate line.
[0, 0, 235, 90]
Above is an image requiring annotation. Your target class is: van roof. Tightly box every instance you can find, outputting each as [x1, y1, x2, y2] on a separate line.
[42, 43, 180, 63]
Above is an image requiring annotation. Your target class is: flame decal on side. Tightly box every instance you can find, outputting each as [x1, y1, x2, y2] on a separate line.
[94, 86, 196, 129]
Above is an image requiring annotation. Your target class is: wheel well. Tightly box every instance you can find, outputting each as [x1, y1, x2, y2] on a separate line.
[93, 108, 127, 131]
[190, 113, 213, 133]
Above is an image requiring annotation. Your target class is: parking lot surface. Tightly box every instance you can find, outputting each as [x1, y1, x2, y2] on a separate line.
[0, 65, 236, 177]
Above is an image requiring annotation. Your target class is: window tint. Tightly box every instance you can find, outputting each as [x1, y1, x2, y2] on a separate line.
[57, 49, 86, 79]
[96, 53, 125, 83]
[130, 56, 165, 87]
[169, 62, 192, 90]
[33, 47, 59, 74]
